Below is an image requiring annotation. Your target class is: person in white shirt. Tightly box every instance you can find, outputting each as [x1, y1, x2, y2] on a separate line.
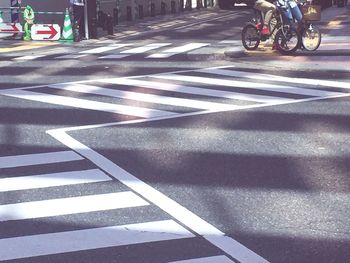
[70, 0, 85, 40]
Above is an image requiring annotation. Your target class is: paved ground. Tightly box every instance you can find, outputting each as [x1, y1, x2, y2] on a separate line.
[1, 4, 349, 57]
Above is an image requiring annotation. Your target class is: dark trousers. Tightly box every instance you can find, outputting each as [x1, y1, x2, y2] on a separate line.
[73, 5, 85, 38]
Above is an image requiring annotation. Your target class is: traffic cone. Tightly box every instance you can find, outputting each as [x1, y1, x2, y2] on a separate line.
[60, 8, 74, 42]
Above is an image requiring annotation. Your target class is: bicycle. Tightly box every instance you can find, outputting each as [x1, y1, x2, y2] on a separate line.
[298, 1, 322, 51]
[242, 5, 300, 54]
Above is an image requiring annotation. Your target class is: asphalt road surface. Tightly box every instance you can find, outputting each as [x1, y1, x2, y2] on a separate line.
[1, 6, 350, 263]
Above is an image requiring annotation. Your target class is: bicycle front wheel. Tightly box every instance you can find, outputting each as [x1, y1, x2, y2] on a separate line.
[275, 27, 300, 54]
[302, 24, 321, 51]
[242, 24, 261, 50]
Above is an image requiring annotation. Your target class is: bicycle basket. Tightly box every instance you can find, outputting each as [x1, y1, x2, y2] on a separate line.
[301, 5, 321, 21]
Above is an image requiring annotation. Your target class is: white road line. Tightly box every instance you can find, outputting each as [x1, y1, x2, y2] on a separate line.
[218, 40, 242, 44]
[168, 255, 234, 263]
[0, 220, 194, 261]
[0, 150, 83, 169]
[47, 129, 270, 263]
[56, 54, 88, 59]
[147, 43, 209, 58]
[0, 89, 173, 118]
[0, 169, 112, 192]
[198, 67, 350, 90]
[98, 78, 294, 104]
[153, 74, 344, 97]
[13, 55, 45, 61]
[80, 44, 132, 54]
[99, 54, 130, 59]
[48, 83, 240, 111]
[120, 43, 172, 54]
[0, 192, 149, 222]
[100, 43, 173, 59]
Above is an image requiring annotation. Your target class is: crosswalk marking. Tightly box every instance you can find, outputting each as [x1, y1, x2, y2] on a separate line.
[99, 43, 172, 59]
[153, 74, 344, 97]
[13, 55, 46, 61]
[218, 40, 242, 45]
[99, 77, 295, 103]
[0, 169, 111, 192]
[0, 89, 173, 118]
[148, 43, 210, 58]
[98, 54, 130, 59]
[0, 220, 195, 261]
[47, 127, 271, 263]
[56, 54, 88, 59]
[168, 255, 234, 263]
[0, 150, 83, 169]
[120, 43, 172, 54]
[5, 66, 346, 262]
[0, 192, 149, 222]
[197, 67, 350, 90]
[48, 83, 240, 111]
[80, 43, 132, 54]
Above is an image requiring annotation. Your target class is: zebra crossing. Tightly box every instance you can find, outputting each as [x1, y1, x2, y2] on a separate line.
[1, 66, 350, 262]
[0, 66, 349, 120]
[10, 41, 229, 61]
[0, 150, 235, 262]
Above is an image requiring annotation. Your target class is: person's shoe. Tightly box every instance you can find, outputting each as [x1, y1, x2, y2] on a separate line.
[261, 26, 270, 35]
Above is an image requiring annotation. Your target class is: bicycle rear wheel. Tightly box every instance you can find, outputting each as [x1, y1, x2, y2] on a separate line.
[275, 26, 300, 54]
[242, 24, 261, 50]
[301, 24, 321, 51]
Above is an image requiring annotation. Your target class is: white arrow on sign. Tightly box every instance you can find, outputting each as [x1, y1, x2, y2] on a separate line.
[0, 23, 22, 38]
[31, 24, 61, 41]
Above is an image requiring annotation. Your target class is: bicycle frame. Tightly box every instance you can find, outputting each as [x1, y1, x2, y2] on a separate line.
[251, 6, 289, 42]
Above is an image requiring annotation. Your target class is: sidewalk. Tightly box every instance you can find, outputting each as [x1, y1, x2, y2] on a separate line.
[93, 4, 350, 40]
[91, 7, 233, 42]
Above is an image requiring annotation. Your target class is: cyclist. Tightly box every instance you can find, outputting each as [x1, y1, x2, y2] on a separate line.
[276, 0, 303, 24]
[254, 0, 276, 35]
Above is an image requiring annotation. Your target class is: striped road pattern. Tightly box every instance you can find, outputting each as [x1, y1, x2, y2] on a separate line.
[12, 42, 219, 61]
[1, 66, 350, 262]
[0, 150, 235, 262]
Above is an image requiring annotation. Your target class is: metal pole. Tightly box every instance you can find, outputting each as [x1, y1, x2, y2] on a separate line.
[84, 0, 89, 39]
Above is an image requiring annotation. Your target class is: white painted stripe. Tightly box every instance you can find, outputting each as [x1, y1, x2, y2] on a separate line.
[98, 78, 294, 103]
[168, 255, 234, 263]
[0, 151, 83, 169]
[120, 43, 171, 54]
[47, 130, 270, 263]
[80, 44, 132, 54]
[198, 67, 350, 90]
[219, 40, 242, 44]
[0, 192, 149, 222]
[13, 55, 45, 61]
[99, 43, 171, 59]
[99, 54, 129, 59]
[48, 83, 240, 111]
[148, 43, 209, 58]
[0, 169, 111, 192]
[0, 220, 194, 261]
[153, 74, 344, 97]
[56, 54, 88, 59]
[0, 89, 173, 118]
